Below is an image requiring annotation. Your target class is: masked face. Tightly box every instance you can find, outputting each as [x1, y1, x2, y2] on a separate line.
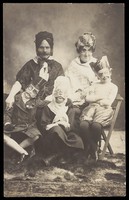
[79, 46, 93, 63]
[98, 71, 111, 83]
[24, 84, 39, 100]
[53, 88, 67, 104]
[55, 96, 65, 104]
[36, 40, 52, 60]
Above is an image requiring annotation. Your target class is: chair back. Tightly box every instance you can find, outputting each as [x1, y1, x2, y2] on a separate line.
[99, 93, 123, 159]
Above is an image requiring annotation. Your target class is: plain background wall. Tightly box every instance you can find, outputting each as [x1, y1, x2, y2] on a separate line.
[3, 3, 125, 130]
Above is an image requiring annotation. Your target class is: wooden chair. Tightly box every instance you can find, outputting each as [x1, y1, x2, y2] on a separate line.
[98, 94, 123, 160]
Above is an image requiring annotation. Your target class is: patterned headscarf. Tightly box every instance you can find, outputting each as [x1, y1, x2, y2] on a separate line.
[75, 32, 96, 53]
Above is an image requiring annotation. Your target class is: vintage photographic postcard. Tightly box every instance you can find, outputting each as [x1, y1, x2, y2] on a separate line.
[3, 3, 125, 197]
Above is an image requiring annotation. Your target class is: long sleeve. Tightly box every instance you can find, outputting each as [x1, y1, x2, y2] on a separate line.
[40, 106, 55, 132]
[8, 81, 22, 98]
[16, 61, 33, 90]
[85, 85, 103, 103]
[100, 84, 118, 106]
[85, 82, 118, 106]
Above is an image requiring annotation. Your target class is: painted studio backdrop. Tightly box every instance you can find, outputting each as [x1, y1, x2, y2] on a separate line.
[3, 3, 125, 130]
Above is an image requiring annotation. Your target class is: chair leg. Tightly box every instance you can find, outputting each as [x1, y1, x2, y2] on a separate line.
[99, 96, 123, 160]
[101, 131, 114, 155]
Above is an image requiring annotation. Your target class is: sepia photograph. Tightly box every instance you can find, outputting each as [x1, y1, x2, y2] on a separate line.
[3, 3, 125, 197]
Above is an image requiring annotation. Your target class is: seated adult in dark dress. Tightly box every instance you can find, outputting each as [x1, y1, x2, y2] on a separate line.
[4, 31, 64, 163]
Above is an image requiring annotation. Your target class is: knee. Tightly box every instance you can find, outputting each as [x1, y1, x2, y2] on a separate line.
[80, 121, 90, 131]
[91, 122, 102, 131]
[51, 125, 62, 133]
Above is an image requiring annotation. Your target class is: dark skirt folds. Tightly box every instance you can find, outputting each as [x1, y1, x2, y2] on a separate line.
[48, 126, 84, 150]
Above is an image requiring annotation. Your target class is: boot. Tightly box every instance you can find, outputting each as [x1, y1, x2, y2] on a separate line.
[4, 123, 14, 131]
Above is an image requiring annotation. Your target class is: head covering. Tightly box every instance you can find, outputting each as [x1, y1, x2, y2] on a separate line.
[91, 55, 112, 77]
[35, 31, 54, 49]
[99, 56, 110, 69]
[48, 76, 70, 124]
[75, 32, 96, 53]
[97, 56, 112, 81]
[53, 76, 70, 99]
[48, 76, 70, 115]
[97, 56, 112, 74]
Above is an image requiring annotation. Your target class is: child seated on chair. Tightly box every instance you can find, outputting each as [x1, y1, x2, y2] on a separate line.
[80, 65, 118, 127]
[79, 58, 118, 161]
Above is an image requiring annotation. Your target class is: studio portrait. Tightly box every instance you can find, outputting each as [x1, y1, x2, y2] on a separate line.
[3, 3, 125, 197]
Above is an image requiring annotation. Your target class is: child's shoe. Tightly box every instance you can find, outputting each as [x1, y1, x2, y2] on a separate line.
[17, 153, 27, 164]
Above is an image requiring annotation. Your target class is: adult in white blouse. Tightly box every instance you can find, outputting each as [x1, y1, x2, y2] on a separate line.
[65, 32, 99, 107]
[65, 32, 116, 161]
[65, 32, 100, 138]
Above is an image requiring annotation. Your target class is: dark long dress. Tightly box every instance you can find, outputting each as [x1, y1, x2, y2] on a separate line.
[4, 57, 64, 141]
[16, 58, 64, 100]
[36, 102, 84, 156]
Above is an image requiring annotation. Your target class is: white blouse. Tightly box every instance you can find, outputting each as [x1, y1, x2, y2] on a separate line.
[65, 56, 98, 103]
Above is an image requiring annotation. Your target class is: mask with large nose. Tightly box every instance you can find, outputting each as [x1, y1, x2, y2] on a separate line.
[98, 68, 112, 83]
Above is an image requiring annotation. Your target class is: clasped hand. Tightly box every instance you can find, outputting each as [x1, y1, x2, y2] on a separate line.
[46, 121, 70, 131]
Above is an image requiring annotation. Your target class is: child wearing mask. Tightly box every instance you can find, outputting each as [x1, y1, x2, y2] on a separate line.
[37, 76, 84, 163]
[79, 57, 118, 160]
